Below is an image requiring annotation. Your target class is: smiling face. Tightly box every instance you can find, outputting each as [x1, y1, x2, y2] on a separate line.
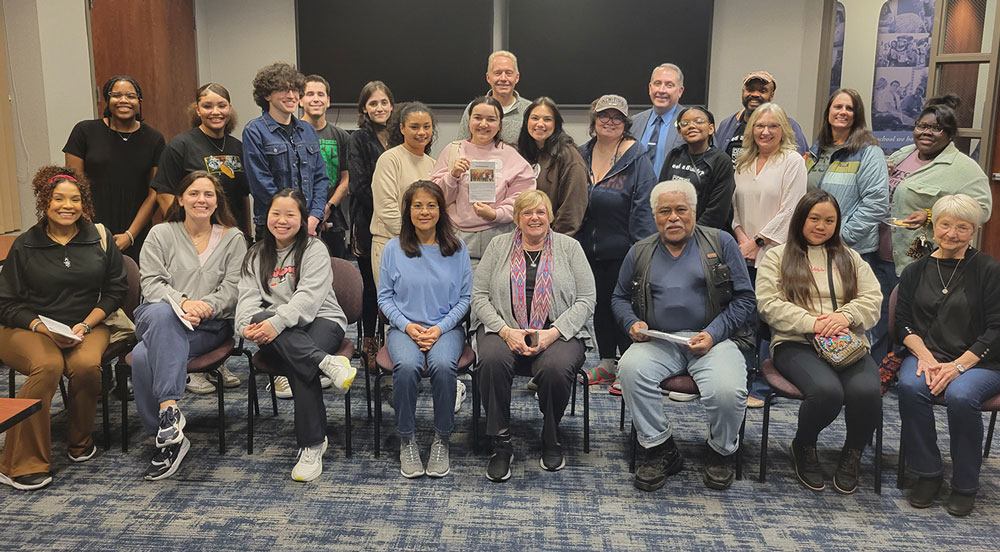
[179, 177, 218, 222]
[400, 111, 433, 155]
[46, 180, 83, 230]
[741, 80, 775, 114]
[197, 90, 232, 136]
[827, 92, 855, 136]
[469, 103, 501, 145]
[108, 80, 139, 122]
[517, 200, 551, 243]
[802, 201, 838, 246]
[933, 214, 976, 256]
[409, 188, 440, 235]
[595, 109, 625, 141]
[364, 89, 392, 126]
[753, 111, 782, 155]
[678, 108, 713, 145]
[648, 68, 684, 113]
[300, 81, 330, 118]
[527, 105, 555, 147]
[486, 55, 519, 98]
[267, 196, 303, 248]
[265, 86, 300, 117]
[913, 113, 950, 158]
[654, 192, 695, 247]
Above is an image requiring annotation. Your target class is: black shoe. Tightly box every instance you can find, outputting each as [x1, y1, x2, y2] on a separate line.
[540, 432, 565, 472]
[634, 437, 683, 492]
[0, 471, 52, 491]
[144, 437, 190, 481]
[833, 447, 862, 494]
[703, 447, 735, 490]
[486, 435, 514, 482]
[946, 491, 976, 516]
[907, 476, 943, 508]
[67, 444, 98, 463]
[790, 440, 825, 491]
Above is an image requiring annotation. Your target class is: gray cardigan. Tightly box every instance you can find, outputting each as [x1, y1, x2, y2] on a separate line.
[472, 231, 595, 345]
[139, 222, 247, 319]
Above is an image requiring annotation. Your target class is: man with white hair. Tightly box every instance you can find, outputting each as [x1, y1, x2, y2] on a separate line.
[457, 50, 531, 145]
[631, 63, 687, 175]
[613, 179, 756, 491]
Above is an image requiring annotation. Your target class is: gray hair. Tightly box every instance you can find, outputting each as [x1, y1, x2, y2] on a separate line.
[650, 63, 684, 87]
[488, 50, 518, 73]
[932, 194, 983, 226]
[650, 179, 697, 213]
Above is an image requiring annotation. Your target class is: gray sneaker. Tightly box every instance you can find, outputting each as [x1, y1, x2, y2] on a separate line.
[426, 435, 450, 478]
[399, 438, 424, 478]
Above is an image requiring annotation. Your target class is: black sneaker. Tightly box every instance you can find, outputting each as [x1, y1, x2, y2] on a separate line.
[144, 437, 190, 481]
[833, 447, 862, 494]
[634, 437, 683, 492]
[540, 436, 565, 472]
[486, 435, 514, 482]
[907, 475, 943, 508]
[790, 440, 825, 491]
[67, 444, 98, 463]
[703, 447, 735, 490]
[946, 490, 976, 516]
[155, 405, 186, 448]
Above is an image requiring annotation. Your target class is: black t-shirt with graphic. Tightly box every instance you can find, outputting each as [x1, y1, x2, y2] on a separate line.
[151, 128, 250, 234]
[725, 117, 748, 163]
[315, 123, 352, 232]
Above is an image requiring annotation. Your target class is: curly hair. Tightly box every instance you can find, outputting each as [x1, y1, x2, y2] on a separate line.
[31, 165, 95, 224]
[251, 62, 305, 111]
[188, 83, 237, 135]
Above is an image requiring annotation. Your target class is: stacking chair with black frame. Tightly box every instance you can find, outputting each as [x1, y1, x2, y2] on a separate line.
[247, 257, 362, 457]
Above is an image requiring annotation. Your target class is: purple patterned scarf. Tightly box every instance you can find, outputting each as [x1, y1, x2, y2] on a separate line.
[511, 228, 554, 330]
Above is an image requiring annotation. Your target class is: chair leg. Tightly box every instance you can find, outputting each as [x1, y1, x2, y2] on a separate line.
[7, 368, 14, 398]
[247, 367, 255, 455]
[736, 413, 746, 480]
[570, 369, 577, 416]
[100, 365, 111, 451]
[268, 375, 278, 416]
[245, 352, 259, 417]
[875, 411, 883, 494]
[364, 354, 373, 420]
[374, 372, 383, 458]
[897, 425, 906, 489]
[629, 423, 638, 474]
[119, 365, 130, 453]
[583, 369, 590, 454]
[213, 369, 226, 455]
[985, 411, 997, 459]
[471, 370, 481, 452]
[759, 392, 775, 483]
[619, 396, 625, 432]
[345, 388, 352, 458]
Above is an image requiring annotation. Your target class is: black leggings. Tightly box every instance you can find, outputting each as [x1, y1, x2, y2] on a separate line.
[772, 341, 881, 451]
[356, 253, 378, 338]
[589, 257, 630, 360]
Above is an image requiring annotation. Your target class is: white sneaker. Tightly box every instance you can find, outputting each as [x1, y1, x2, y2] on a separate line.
[269, 376, 293, 399]
[291, 437, 328, 482]
[454, 380, 467, 414]
[319, 376, 333, 389]
[668, 391, 699, 402]
[186, 373, 215, 394]
[319, 355, 357, 395]
[205, 364, 241, 388]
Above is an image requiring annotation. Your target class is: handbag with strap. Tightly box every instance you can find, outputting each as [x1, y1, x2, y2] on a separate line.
[809, 252, 867, 370]
[95, 223, 136, 344]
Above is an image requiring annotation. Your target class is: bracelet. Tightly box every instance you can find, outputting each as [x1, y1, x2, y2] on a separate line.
[79, 322, 92, 335]
[924, 209, 932, 227]
[124, 230, 135, 245]
[30, 320, 42, 332]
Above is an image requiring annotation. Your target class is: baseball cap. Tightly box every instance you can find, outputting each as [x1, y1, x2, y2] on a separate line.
[594, 94, 628, 116]
[743, 71, 776, 89]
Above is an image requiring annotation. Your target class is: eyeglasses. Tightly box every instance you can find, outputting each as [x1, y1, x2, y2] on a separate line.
[109, 92, 139, 100]
[597, 113, 626, 124]
[411, 203, 439, 212]
[678, 118, 709, 128]
[936, 221, 975, 235]
[914, 122, 945, 134]
[753, 123, 781, 132]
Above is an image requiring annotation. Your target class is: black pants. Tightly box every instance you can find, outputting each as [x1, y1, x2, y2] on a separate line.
[477, 327, 584, 437]
[356, 253, 378, 338]
[321, 229, 348, 259]
[772, 341, 881, 451]
[589, 257, 630, 360]
[252, 311, 345, 448]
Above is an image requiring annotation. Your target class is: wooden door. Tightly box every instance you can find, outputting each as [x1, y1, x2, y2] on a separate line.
[0, 7, 21, 233]
[90, 0, 198, 142]
[984, 100, 1000, 259]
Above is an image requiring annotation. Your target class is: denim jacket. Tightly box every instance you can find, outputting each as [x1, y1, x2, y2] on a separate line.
[242, 111, 330, 225]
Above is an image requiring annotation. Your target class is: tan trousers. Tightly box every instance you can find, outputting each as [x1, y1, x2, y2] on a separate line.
[371, 236, 389, 287]
[0, 325, 109, 478]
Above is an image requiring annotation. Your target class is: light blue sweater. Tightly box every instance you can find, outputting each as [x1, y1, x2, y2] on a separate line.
[377, 238, 472, 333]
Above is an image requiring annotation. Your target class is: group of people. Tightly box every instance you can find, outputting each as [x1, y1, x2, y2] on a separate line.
[0, 51, 997, 517]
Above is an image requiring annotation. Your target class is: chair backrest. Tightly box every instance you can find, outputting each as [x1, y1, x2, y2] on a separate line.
[121, 255, 142, 321]
[0, 234, 16, 265]
[887, 284, 899, 349]
[330, 257, 362, 324]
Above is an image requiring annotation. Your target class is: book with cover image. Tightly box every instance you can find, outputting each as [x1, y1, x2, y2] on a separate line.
[468, 160, 497, 203]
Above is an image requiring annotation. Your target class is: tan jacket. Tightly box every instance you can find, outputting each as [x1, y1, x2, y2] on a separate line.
[756, 243, 882, 353]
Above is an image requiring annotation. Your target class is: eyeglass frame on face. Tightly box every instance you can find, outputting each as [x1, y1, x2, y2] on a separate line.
[914, 122, 945, 134]
[109, 92, 139, 100]
[753, 123, 781, 132]
[411, 202, 439, 213]
[677, 118, 709, 128]
[936, 219, 975, 236]
[597, 112, 626, 124]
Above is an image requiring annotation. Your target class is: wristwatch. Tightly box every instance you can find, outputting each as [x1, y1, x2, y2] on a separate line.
[954, 362, 966, 374]
[754, 235, 766, 247]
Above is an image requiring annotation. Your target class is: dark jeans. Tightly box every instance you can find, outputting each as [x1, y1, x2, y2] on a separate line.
[252, 311, 345, 448]
[772, 341, 881, 450]
[589, 257, 630, 361]
[861, 252, 896, 364]
[356, 253, 378, 338]
[476, 327, 584, 438]
[897, 356, 1000, 493]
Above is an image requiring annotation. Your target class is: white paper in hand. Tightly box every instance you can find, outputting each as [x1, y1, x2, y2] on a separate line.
[38, 315, 83, 342]
[639, 329, 690, 346]
[468, 160, 497, 203]
[166, 296, 195, 331]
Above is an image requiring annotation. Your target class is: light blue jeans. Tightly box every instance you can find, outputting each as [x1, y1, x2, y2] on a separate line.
[386, 326, 464, 439]
[619, 333, 747, 455]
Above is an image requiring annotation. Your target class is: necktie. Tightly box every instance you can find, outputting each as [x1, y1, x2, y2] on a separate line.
[647, 116, 662, 149]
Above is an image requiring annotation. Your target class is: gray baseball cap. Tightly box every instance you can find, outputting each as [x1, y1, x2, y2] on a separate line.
[594, 94, 628, 116]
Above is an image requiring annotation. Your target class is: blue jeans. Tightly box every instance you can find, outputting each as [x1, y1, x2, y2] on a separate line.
[387, 326, 464, 439]
[861, 253, 896, 363]
[897, 355, 1000, 493]
[131, 302, 232, 435]
[618, 333, 747, 455]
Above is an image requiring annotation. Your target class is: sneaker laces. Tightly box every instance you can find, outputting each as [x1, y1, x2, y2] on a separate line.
[403, 440, 420, 463]
[298, 444, 322, 465]
[159, 407, 177, 430]
[431, 439, 448, 462]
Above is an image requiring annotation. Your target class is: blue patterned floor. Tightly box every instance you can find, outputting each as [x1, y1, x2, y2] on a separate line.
[2, 342, 999, 551]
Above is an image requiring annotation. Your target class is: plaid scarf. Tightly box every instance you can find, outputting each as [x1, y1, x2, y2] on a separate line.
[511, 228, 554, 330]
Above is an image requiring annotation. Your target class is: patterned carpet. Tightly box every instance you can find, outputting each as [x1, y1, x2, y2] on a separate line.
[2, 337, 999, 552]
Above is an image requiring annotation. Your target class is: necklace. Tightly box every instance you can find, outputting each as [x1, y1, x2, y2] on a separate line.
[935, 257, 961, 294]
[46, 229, 76, 267]
[204, 130, 227, 153]
[525, 249, 542, 268]
[108, 119, 137, 142]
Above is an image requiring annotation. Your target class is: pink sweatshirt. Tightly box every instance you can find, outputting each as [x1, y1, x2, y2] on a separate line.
[430, 140, 536, 232]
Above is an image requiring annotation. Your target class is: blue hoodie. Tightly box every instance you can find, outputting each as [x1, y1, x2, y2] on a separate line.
[577, 138, 658, 261]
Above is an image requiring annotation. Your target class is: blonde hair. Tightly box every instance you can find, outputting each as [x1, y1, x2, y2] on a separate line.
[513, 190, 553, 222]
[932, 194, 983, 226]
[488, 50, 519, 73]
[734, 102, 797, 174]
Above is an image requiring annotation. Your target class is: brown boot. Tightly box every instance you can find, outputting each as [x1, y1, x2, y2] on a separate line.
[362, 337, 378, 373]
